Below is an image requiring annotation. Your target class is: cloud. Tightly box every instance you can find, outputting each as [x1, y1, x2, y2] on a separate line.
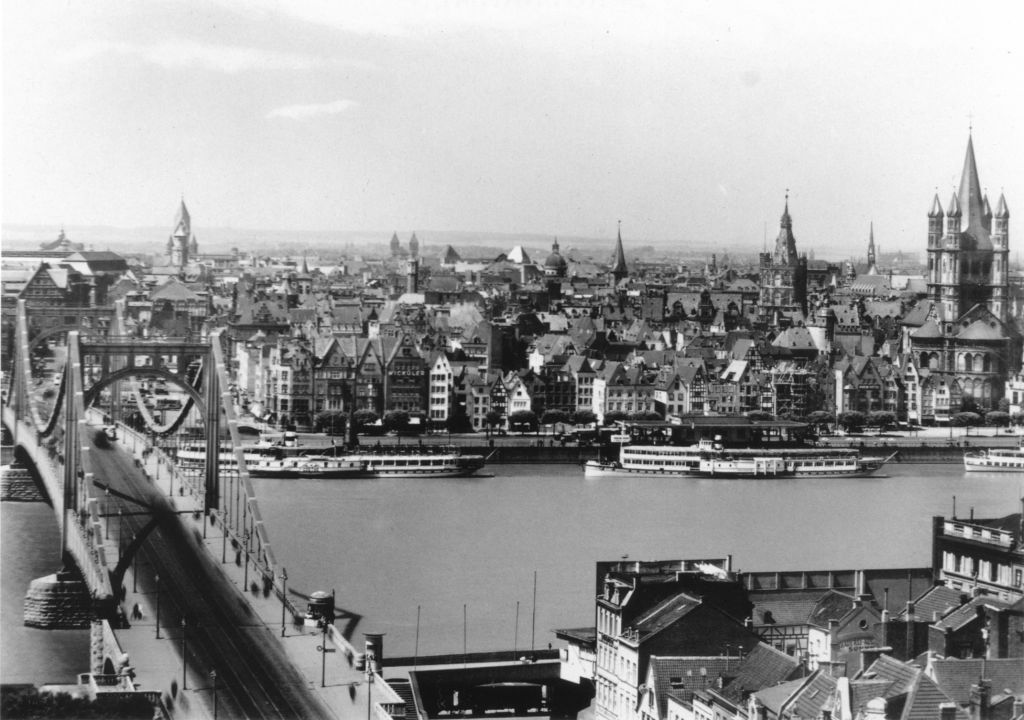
[266, 99, 357, 120]
[59, 38, 368, 74]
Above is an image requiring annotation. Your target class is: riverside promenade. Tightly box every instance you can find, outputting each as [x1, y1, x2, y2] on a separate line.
[111, 426, 402, 719]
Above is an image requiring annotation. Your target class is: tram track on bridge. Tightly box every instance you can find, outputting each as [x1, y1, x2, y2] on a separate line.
[89, 430, 333, 719]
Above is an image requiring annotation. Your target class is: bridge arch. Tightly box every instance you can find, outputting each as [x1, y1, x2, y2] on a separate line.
[83, 367, 207, 434]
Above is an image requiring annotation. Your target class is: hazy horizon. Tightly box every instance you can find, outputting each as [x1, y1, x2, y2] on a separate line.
[4, 2, 1021, 256]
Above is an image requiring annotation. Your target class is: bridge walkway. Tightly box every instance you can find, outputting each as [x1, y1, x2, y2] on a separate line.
[110, 424, 398, 719]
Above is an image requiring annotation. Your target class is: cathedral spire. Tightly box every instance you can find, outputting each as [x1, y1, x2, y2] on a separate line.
[867, 222, 877, 273]
[958, 134, 988, 233]
[609, 220, 628, 283]
[929, 193, 944, 217]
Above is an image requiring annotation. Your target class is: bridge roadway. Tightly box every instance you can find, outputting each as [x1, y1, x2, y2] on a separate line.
[88, 428, 333, 719]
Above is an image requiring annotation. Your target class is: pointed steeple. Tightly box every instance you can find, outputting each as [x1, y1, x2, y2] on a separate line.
[929, 193, 944, 217]
[609, 220, 628, 283]
[995, 193, 1010, 219]
[773, 192, 798, 266]
[958, 134, 989, 233]
[866, 222, 877, 274]
[301, 255, 310, 274]
[947, 191, 962, 218]
[983, 194, 992, 221]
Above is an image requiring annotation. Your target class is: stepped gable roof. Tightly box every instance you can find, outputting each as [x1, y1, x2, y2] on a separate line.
[929, 657, 1024, 706]
[955, 318, 1008, 341]
[718, 643, 801, 704]
[649, 656, 732, 718]
[911, 319, 943, 339]
[899, 585, 963, 621]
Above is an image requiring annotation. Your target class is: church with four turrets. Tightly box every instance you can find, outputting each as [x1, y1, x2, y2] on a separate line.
[911, 135, 1018, 409]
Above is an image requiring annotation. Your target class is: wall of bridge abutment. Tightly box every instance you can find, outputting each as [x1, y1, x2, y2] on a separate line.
[2, 408, 117, 626]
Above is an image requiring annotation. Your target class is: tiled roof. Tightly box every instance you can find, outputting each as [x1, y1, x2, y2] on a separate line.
[649, 656, 732, 718]
[903, 674, 964, 720]
[717, 643, 800, 704]
[932, 596, 1014, 631]
[956, 319, 1008, 341]
[786, 671, 837, 719]
[633, 592, 702, 640]
[929, 658, 1024, 705]
[749, 589, 842, 626]
[912, 319, 943, 339]
[900, 585, 963, 621]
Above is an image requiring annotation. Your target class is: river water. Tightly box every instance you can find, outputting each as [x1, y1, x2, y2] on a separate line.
[2, 462, 1018, 682]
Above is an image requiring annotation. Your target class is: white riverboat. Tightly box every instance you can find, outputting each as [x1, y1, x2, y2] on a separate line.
[585, 438, 892, 479]
[963, 445, 1024, 472]
[176, 442, 282, 470]
[355, 448, 487, 478]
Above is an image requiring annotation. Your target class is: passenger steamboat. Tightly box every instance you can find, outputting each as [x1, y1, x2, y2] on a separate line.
[585, 438, 893, 479]
[963, 444, 1024, 472]
[176, 441, 486, 479]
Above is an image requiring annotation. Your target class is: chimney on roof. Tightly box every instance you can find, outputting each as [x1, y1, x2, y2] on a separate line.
[969, 680, 991, 720]
[939, 703, 958, 720]
[906, 601, 916, 659]
[864, 697, 887, 719]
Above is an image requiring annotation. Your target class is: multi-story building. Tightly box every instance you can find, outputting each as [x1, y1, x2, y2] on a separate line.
[932, 504, 1024, 603]
[427, 352, 454, 427]
[375, 333, 425, 414]
[592, 559, 758, 720]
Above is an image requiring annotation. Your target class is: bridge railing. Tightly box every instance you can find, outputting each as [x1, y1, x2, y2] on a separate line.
[65, 508, 115, 600]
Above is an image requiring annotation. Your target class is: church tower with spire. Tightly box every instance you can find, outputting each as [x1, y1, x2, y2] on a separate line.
[866, 222, 878, 275]
[758, 194, 808, 326]
[609, 222, 628, 286]
[169, 198, 193, 267]
[925, 135, 1009, 322]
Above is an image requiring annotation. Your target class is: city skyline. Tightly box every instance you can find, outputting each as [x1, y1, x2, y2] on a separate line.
[3, 1, 1022, 253]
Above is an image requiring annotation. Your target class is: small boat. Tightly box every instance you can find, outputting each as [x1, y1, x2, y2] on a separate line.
[963, 444, 1024, 472]
[585, 438, 892, 479]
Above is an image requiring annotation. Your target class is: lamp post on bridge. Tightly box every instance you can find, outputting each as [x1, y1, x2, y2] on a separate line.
[181, 617, 188, 691]
[210, 669, 218, 719]
[242, 530, 250, 589]
[221, 508, 228, 564]
[132, 533, 138, 592]
[155, 574, 161, 639]
[280, 568, 288, 637]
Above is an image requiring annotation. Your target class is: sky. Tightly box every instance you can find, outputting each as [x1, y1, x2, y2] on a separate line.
[2, 0, 1022, 255]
